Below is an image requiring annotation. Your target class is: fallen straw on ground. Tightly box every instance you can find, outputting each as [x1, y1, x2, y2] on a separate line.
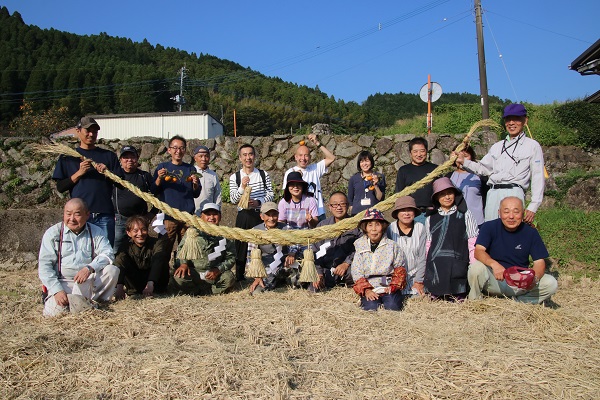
[1, 270, 599, 399]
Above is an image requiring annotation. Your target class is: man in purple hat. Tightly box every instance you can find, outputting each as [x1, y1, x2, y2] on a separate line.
[455, 104, 545, 223]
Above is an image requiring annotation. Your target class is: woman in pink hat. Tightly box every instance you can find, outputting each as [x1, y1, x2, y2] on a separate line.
[424, 177, 479, 300]
[351, 209, 408, 311]
[386, 196, 427, 296]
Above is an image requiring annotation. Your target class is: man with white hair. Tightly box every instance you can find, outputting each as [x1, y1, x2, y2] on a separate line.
[467, 196, 557, 304]
[38, 198, 118, 316]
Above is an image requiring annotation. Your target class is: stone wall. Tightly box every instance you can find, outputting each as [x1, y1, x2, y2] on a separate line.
[1, 127, 599, 211]
[0, 128, 500, 209]
[1, 126, 599, 269]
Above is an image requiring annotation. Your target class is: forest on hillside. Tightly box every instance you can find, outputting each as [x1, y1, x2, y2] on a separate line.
[0, 7, 511, 137]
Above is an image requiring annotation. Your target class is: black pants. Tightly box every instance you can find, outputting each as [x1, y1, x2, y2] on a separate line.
[234, 209, 262, 280]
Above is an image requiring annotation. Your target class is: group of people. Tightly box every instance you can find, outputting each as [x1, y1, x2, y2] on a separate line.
[38, 103, 558, 316]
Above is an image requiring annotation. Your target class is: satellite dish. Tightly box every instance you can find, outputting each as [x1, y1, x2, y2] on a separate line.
[419, 82, 443, 102]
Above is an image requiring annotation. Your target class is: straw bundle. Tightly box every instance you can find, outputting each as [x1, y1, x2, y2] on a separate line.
[238, 186, 253, 210]
[298, 248, 318, 283]
[245, 248, 267, 278]
[177, 228, 203, 261]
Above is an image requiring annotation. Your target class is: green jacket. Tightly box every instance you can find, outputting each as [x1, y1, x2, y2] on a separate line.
[177, 230, 235, 273]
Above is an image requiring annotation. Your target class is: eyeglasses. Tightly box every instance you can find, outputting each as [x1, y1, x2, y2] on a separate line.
[169, 146, 186, 152]
[329, 203, 348, 208]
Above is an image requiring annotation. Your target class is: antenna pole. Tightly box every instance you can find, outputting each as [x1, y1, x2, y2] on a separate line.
[475, 0, 489, 120]
[427, 74, 432, 135]
[178, 65, 186, 112]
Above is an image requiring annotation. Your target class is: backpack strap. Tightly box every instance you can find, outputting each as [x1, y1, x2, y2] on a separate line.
[237, 169, 267, 191]
[258, 169, 267, 191]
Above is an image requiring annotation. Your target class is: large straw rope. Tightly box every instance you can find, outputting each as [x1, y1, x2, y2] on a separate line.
[33, 119, 498, 245]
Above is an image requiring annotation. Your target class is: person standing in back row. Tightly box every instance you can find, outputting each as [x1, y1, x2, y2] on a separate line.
[229, 144, 274, 280]
[153, 135, 201, 254]
[192, 145, 222, 215]
[112, 145, 155, 252]
[282, 133, 336, 221]
[394, 137, 438, 224]
[454, 104, 545, 223]
[53, 116, 122, 247]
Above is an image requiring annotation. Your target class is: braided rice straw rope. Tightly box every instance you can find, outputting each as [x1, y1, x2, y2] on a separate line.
[32, 119, 498, 245]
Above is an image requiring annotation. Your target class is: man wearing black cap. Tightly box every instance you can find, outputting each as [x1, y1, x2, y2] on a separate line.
[455, 104, 545, 223]
[112, 145, 155, 252]
[192, 145, 222, 215]
[52, 116, 121, 246]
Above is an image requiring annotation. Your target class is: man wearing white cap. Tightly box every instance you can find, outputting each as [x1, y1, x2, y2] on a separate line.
[171, 203, 235, 295]
[455, 104, 545, 223]
[192, 145, 222, 215]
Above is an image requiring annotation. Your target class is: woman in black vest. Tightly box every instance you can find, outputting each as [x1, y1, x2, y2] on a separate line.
[424, 177, 479, 301]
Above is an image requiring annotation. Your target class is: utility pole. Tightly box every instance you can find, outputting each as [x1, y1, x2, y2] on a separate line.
[475, 0, 489, 120]
[178, 65, 186, 112]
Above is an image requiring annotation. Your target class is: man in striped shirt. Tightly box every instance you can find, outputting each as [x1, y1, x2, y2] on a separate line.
[229, 144, 275, 280]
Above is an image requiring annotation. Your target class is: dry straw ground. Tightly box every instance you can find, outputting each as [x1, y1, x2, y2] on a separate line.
[1, 269, 599, 399]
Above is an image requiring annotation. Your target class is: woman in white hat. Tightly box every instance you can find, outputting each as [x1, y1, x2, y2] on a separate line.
[387, 196, 427, 296]
[424, 177, 479, 300]
[352, 209, 408, 311]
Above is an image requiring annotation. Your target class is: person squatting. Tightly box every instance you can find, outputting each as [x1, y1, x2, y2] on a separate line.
[39, 107, 557, 315]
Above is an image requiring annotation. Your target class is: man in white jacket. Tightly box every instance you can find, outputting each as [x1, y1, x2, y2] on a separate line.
[38, 198, 118, 316]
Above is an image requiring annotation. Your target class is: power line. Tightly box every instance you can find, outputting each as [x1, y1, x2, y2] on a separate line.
[484, 9, 594, 45]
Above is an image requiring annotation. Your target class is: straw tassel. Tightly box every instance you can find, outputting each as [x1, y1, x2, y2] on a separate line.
[238, 186, 252, 209]
[245, 248, 267, 278]
[178, 228, 203, 261]
[299, 248, 318, 283]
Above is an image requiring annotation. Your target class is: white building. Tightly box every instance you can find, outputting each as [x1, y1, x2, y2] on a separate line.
[89, 111, 224, 140]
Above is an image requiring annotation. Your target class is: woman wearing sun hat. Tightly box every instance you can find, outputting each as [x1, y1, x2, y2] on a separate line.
[351, 209, 408, 311]
[387, 196, 427, 296]
[424, 177, 479, 300]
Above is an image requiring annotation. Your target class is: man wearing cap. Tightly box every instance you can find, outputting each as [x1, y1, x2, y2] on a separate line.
[229, 144, 275, 280]
[171, 203, 235, 295]
[192, 145, 222, 215]
[53, 116, 122, 246]
[467, 196, 557, 304]
[246, 202, 290, 294]
[311, 192, 361, 291]
[455, 104, 545, 223]
[38, 198, 119, 316]
[394, 137, 438, 224]
[282, 133, 335, 221]
[112, 145, 155, 251]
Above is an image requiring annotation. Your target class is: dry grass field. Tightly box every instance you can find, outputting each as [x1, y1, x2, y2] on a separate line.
[1, 269, 599, 399]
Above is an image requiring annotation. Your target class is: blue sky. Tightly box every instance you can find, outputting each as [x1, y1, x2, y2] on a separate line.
[2, 0, 598, 105]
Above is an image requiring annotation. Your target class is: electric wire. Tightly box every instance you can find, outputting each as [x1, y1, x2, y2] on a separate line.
[483, 9, 519, 101]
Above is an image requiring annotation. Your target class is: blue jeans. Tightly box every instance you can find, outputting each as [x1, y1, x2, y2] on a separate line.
[89, 213, 115, 248]
[360, 292, 405, 311]
[113, 213, 128, 252]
